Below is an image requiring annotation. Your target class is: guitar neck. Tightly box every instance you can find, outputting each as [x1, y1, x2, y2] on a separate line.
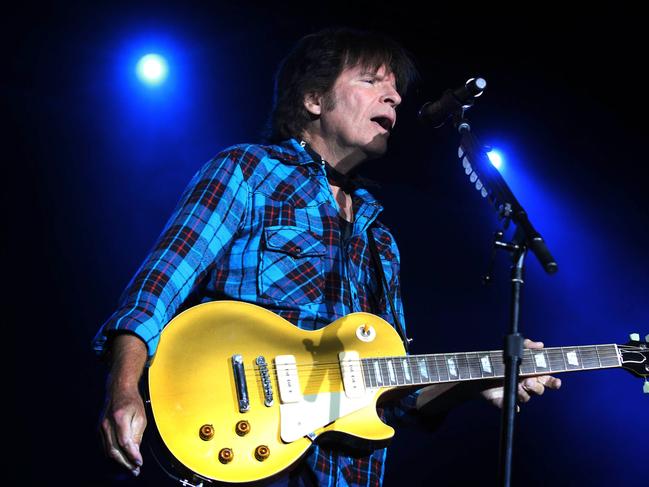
[360, 344, 621, 388]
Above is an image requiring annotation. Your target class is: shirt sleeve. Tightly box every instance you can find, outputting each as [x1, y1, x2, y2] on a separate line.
[92, 147, 251, 361]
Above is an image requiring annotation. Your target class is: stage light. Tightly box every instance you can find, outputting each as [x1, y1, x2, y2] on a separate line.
[487, 149, 503, 170]
[136, 54, 168, 86]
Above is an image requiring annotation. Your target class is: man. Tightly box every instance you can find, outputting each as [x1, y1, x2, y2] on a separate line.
[94, 28, 560, 485]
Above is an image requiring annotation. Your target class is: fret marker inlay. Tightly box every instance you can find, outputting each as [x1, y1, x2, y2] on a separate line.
[534, 352, 547, 368]
[447, 357, 457, 378]
[387, 360, 396, 383]
[480, 355, 492, 373]
[419, 359, 429, 379]
[373, 361, 381, 383]
[402, 359, 411, 381]
[566, 351, 579, 366]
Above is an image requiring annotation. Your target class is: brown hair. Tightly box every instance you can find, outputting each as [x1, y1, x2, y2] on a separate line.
[265, 27, 419, 143]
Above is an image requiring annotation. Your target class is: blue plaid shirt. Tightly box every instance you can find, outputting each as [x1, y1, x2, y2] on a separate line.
[93, 137, 429, 486]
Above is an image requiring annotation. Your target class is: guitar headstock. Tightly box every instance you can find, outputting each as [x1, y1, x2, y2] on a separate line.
[619, 333, 649, 393]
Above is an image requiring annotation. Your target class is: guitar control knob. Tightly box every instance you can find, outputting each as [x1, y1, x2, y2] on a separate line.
[199, 424, 214, 441]
[235, 420, 251, 436]
[219, 448, 234, 464]
[255, 445, 270, 461]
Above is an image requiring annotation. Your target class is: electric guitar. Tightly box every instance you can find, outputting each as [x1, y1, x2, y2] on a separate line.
[146, 300, 648, 485]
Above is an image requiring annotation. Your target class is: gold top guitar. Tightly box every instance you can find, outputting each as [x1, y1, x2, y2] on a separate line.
[147, 300, 648, 485]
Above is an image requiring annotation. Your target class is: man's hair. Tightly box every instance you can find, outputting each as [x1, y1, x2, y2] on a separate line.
[265, 27, 419, 143]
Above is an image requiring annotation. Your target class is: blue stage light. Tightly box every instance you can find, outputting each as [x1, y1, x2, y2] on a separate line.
[487, 149, 503, 170]
[136, 54, 168, 85]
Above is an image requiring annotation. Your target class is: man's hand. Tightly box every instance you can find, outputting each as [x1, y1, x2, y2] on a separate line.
[99, 334, 148, 476]
[480, 339, 562, 409]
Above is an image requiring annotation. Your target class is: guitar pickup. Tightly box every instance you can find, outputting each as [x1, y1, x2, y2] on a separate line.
[339, 351, 365, 398]
[232, 354, 250, 413]
[275, 355, 301, 403]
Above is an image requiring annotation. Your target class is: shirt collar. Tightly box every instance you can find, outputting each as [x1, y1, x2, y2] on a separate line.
[281, 137, 318, 166]
[279, 137, 384, 214]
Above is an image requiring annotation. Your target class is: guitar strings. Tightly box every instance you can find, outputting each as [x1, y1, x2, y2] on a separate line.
[239, 348, 637, 385]
[239, 345, 635, 374]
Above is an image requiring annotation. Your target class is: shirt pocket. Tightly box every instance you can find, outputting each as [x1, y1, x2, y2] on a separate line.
[366, 227, 399, 313]
[258, 225, 326, 305]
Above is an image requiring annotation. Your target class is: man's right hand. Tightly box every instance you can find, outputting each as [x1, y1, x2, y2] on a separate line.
[99, 334, 148, 476]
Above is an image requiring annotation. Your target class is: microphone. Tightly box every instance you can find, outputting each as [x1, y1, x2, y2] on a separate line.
[418, 77, 487, 128]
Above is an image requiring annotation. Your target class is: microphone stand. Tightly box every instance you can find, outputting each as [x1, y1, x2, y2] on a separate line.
[449, 107, 558, 487]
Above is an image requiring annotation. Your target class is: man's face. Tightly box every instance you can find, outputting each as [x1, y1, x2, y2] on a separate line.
[317, 63, 402, 161]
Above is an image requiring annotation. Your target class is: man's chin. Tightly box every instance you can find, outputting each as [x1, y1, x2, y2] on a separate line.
[364, 137, 389, 159]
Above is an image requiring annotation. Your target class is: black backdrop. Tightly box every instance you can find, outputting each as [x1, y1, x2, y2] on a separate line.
[6, 4, 648, 486]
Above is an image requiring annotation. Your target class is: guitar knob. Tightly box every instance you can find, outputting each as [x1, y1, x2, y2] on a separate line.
[629, 333, 640, 341]
[199, 424, 214, 441]
[219, 448, 234, 464]
[235, 420, 251, 436]
[255, 445, 270, 461]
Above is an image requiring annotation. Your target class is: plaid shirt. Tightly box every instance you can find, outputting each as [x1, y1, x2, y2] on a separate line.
[93, 137, 426, 486]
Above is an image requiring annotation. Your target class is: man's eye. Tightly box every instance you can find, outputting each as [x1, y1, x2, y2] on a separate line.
[363, 79, 376, 84]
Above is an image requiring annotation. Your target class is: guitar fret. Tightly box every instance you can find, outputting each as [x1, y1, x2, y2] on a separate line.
[393, 358, 405, 385]
[436, 354, 450, 382]
[580, 347, 599, 369]
[379, 358, 389, 386]
[402, 358, 412, 383]
[593, 346, 603, 369]
[541, 349, 551, 373]
[428, 355, 441, 383]
[387, 358, 397, 386]
[529, 349, 539, 374]
[467, 352, 481, 379]
[458, 353, 468, 379]
[373, 359, 383, 386]
[419, 356, 431, 383]
[548, 348, 566, 372]
[599, 345, 620, 367]
[576, 347, 585, 370]
[386, 358, 397, 385]
[521, 350, 536, 375]
[363, 359, 372, 388]
[492, 351, 504, 377]
[361, 359, 372, 388]
[418, 356, 429, 384]
[426, 355, 439, 382]
[410, 357, 421, 384]
[443, 354, 458, 381]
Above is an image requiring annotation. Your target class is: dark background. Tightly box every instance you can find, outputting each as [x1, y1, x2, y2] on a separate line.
[6, 3, 647, 486]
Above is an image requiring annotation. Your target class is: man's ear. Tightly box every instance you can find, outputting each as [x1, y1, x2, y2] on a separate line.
[304, 92, 322, 116]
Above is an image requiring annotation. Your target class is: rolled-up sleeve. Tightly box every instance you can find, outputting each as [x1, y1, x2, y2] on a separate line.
[92, 148, 251, 360]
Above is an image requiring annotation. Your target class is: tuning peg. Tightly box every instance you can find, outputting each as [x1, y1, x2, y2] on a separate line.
[644, 380, 649, 394]
[629, 333, 640, 341]
[645, 334, 648, 343]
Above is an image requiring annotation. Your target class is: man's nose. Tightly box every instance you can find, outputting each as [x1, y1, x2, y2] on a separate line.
[382, 87, 401, 107]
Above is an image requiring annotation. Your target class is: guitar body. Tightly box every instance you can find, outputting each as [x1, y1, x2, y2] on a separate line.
[148, 300, 405, 484]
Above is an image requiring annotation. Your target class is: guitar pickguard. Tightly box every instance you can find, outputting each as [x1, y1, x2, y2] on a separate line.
[280, 389, 378, 442]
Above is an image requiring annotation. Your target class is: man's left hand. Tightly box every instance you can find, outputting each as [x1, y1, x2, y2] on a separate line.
[479, 339, 562, 409]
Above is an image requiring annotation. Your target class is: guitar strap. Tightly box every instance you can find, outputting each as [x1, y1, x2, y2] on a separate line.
[366, 227, 411, 353]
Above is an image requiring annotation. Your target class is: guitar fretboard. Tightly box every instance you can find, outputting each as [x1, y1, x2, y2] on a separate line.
[360, 345, 620, 388]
